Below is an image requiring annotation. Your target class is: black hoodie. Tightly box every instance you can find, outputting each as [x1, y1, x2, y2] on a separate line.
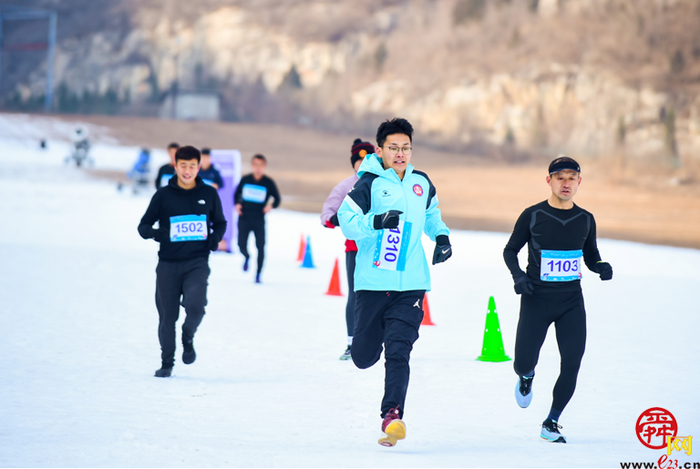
[138, 175, 227, 261]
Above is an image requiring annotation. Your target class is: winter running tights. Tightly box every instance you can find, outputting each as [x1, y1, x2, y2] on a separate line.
[238, 217, 266, 274]
[514, 290, 586, 414]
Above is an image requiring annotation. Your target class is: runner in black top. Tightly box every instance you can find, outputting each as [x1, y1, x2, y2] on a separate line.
[503, 156, 613, 444]
[234, 154, 281, 283]
[155, 142, 179, 189]
[139, 146, 227, 378]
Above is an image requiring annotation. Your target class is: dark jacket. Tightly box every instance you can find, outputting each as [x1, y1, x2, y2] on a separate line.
[139, 176, 227, 261]
[234, 174, 281, 220]
[198, 165, 224, 189]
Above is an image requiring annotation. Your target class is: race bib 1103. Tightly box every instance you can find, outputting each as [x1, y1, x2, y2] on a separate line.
[242, 184, 267, 203]
[373, 221, 412, 271]
[170, 215, 207, 242]
[540, 249, 582, 282]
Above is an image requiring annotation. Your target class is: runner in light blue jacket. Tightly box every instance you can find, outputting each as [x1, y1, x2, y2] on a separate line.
[337, 144, 450, 292]
[337, 118, 452, 448]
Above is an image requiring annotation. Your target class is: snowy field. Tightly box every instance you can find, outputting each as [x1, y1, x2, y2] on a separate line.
[1, 115, 699, 468]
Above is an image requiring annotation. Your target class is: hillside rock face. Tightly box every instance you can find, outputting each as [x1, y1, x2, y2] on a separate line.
[351, 68, 671, 155]
[7, 0, 700, 164]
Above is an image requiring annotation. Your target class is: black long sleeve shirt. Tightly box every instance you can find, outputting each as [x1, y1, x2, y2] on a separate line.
[233, 174, 281, 220]
[503, 200, 602, 293]
[138, 176, 227, 261]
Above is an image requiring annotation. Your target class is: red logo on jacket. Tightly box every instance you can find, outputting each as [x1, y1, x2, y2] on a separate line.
[413, 184, 423, 196]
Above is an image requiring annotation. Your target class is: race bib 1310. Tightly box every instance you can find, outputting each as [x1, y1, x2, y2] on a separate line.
[373, 220, 412, 271]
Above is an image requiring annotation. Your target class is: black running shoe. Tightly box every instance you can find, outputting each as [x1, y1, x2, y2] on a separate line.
[339, 346, 351, 361]
[155, 365, 173, 378]
[182, 339, 196, 365]
[541, 418, 566, 443]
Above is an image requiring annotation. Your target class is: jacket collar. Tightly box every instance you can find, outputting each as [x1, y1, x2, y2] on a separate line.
[357, 153, 414, 182]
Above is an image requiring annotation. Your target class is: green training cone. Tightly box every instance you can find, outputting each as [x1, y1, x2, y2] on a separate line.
[476, 296, 512, 362]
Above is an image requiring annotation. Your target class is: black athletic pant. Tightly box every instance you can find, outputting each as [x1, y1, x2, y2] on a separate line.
[238, 217, 265, 274]
[514, 290, 586, 414]
[352, 290, 425, 419]
[155, 257, 210, 366]
[345, 251, 357, 337]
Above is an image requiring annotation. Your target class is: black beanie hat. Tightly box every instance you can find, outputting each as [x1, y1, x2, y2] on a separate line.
[351, 138, 374, 168]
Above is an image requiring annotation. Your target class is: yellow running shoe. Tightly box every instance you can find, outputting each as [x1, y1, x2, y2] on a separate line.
[378, 408, 406, 447]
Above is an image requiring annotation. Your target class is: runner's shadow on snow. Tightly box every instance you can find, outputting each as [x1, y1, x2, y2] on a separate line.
[164, 374, 282, 386]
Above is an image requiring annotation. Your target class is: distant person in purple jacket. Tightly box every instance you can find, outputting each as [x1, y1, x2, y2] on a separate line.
[321, 138, 375, 360]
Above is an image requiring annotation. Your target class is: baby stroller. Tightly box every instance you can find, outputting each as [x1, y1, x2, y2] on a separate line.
[118, 148, 151, 194]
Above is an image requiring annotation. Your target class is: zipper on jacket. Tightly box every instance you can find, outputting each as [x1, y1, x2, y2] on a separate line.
[398, 173, 412, 292]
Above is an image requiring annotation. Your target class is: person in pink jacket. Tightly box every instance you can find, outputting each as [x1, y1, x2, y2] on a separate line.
[321, 138, 375, 360]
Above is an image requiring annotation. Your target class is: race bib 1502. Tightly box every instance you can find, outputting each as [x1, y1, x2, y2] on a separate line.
[242, 184, 267, 203]
[373, 220, 412, 271]
[540, 249, 582, 282]
[170, 215, 207, 242]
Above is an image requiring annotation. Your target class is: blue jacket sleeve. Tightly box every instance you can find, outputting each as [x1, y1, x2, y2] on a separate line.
[416, 172, 449, 241]
[424, 193, 449, 241]
[338, 174, 377, 241]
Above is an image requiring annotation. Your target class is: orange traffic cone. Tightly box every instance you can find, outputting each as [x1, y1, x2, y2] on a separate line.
[325, 258, 343, 296]
[421, 293, 435, 326]
[296, 234, 306, 262]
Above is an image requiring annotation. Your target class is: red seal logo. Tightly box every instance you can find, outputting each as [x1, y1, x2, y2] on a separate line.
[636, 407, 678, 450]
[413, 184, 423, 196]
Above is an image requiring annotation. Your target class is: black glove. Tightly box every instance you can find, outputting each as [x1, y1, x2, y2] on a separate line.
[513, 271, 534, 295]
[596, 261, 613, 281]
[432, 235, 452, 265]
[330, 213, 340, 227]
[208, 236, 219, 252]
[373, 210, 403, 230]
[152, 227, 166, 243]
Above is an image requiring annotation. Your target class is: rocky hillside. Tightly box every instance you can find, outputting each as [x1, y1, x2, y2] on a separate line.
[3, 0, 700, 169]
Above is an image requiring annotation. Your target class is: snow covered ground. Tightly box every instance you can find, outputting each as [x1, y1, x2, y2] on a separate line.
[1, 115, 699, 468]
